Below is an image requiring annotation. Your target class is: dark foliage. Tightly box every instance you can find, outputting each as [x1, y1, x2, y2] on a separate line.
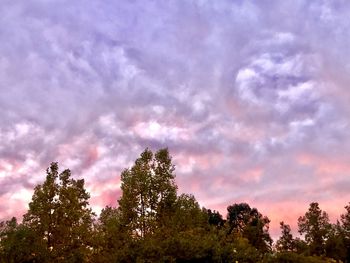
[0, 148, 349, 262]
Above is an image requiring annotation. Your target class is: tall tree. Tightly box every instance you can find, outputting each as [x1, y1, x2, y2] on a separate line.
[227, 203, 272, 252]
[340, 203, 350, 261]
[92, 206, 133, 263]
[156, 194, 219, 262]
[324, 222, 347, 262]
[23, 162, 95, 262]
[298, 202, 331, 256]
[118, 148, 177, 239]
[276, 221, 295, 252]
[152, 148, 178, 228]
[171, 194, 207, 232]
[23, 162, 59, 254]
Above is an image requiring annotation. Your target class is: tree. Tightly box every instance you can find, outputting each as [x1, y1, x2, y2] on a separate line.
[226, 203, 272, 252]
[118, 148, 177, 239]
[205, 209, 225, 227]
[152, 148, 178, 228]
[156, 194, 220, 262]
[276, 221, 295, 252]
[340, 203, 350, 262]
[324, 222, 346, 262]
[92, 206, 133, 263]
[23, 162, 59, 255]
[230, 237, 261, 263]
[23, 162, 95, 262]
[341, 203, 350, 236]
[170, 194, 207, 232]
[298, 202, 331, 256]
[0, 217, 48, 262]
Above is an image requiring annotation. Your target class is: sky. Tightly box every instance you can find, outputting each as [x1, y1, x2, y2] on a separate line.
[1, 0, 350, 238]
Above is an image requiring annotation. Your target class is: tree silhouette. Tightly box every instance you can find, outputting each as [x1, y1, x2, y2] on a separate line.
[298, 202, 331, 256]
[1, 149, 350, 263]
[227, 203, 272, 252]
[276, 221, 295, 252]
[118, 148, 177, 238]
[23, 162, 95, 262]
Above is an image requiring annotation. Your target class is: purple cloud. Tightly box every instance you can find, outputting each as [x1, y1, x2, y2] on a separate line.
[1, 0, 350, 238]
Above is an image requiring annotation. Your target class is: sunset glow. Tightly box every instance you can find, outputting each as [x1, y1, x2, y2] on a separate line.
[1, 1, 350, 239]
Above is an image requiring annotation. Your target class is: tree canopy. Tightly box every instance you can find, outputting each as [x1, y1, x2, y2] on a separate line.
[21, 162, 94, 262]
[298, 202, 331, 256]
[0, 148, 349, 263]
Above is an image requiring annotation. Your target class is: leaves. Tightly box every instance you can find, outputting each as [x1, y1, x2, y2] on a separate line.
[227, 203, 272, 252]
[276, 221, 295, 252]
[298, 202, 331, 256]
[1, 149, 350, 263]
[118, 148, 177, 238]
[21, 162, 95, 262]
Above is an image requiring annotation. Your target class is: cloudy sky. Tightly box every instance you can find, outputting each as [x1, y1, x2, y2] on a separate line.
[1, 0, 350, 237]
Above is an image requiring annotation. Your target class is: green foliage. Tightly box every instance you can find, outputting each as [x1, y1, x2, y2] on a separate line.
[118, 148, 177, 239]
[298, 202, 331, 256]
[276, 221, 295, 252]
[0, 217, 48, 262]
[322, 222, 346, 262]
[339, 203, 350, 262]
[22, 162, 95, 262]
[293, 237, 309, 254]
[205, 208, 225, 227]
[121, 190, 220, 262]
[227, 203, 272, 253]
[92, 206, 134, 263]
[2, 148, 350, 263]
[170, 194, 207, 231]
[230, 237, 261, 263]
[265, 252, 337, 263]
[156, 194, 219, 262]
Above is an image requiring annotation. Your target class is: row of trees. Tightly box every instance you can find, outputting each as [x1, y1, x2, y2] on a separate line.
[0, 148, 349, 262]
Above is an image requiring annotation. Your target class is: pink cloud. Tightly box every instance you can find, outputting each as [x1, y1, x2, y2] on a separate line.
[298, 153, 350, 175]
